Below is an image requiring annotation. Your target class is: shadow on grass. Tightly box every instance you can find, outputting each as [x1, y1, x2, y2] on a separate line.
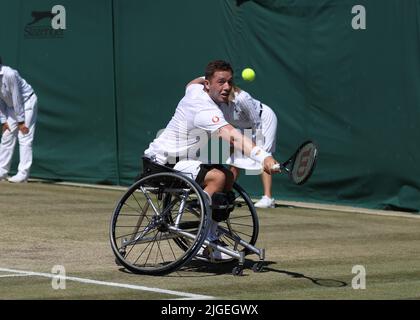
[117, 259, 239, 278]
[262, 262, 348, 287]
[118, 260, 348, 287]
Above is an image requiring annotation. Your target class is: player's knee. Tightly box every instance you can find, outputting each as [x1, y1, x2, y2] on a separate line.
[208, 169, 226, 186]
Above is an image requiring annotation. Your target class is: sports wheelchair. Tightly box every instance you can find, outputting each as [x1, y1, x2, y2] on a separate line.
[109, 157, 265, 276]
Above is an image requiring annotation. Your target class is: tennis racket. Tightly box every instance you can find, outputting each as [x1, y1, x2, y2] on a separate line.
[272, 140, 318, 185]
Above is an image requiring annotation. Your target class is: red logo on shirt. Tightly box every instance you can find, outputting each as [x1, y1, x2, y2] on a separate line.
[212, 116, 220, 123]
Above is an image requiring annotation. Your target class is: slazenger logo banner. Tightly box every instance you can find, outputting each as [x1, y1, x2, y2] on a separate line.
[24, 5, 66, 39]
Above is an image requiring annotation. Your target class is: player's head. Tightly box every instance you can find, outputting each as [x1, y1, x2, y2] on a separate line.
[204, 60, 234, 105]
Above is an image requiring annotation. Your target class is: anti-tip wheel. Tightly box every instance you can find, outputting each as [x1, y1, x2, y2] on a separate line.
[252, 262, 264, 273]
[232, 266, 244, 276]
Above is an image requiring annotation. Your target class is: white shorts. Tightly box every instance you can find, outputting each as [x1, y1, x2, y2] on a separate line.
[173, 160, 203, 180]
[226, 104, 278, 171]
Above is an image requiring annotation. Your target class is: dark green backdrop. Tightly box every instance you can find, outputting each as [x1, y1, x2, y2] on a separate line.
[1, 0, 419, 213]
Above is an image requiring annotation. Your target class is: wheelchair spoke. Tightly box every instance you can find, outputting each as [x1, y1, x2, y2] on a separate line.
[133, 229, 159, 267]
[110, 172, 210, 275]
[166, 233, 178, 262]
[125, 192, 148, 215]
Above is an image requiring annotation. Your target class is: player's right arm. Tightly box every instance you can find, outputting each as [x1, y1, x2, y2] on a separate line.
[0, 99, 7, 123]
[217, 124, 279, 174]
[5, 70, 29, 134]
[186, 76, 205, 88]
[6, 70, 25, 123]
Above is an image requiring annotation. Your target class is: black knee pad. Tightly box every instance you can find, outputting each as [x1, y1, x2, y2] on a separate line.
[211, 191, 235, 222]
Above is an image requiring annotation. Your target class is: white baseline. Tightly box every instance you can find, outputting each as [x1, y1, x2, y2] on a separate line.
[0, 267, 214, 300]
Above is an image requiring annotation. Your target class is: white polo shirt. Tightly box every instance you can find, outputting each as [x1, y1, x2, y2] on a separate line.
[0, 65, 34, 123]
[144, 84, 229, 164]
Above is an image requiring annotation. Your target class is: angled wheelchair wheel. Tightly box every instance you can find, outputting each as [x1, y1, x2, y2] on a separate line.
[109, 172, 211, 275]
[217, 182, 259, 258]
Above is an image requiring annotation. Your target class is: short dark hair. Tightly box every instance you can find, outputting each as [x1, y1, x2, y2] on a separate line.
[205, 60, 233, 80]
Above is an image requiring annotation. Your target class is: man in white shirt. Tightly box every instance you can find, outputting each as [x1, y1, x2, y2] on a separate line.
[144, 60, 280, 259]
[185, 80, 279, 208]
[0, 57, 38, 183]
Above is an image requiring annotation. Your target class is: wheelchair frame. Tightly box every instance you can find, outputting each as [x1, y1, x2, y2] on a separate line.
[109, 157, 265, 276]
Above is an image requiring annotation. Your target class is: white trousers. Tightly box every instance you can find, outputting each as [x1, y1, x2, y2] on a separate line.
[0, 94, 38, 178]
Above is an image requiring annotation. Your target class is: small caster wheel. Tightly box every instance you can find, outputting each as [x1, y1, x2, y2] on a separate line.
[232, 266, 244, 276]
[252, 262, 264, 273]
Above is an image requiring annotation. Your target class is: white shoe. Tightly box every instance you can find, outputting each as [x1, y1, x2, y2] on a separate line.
[8, 174, 28, 183]
[254, 195, 275, 208]
[0, 173, 8, 181]
[197, 240, 232, 262]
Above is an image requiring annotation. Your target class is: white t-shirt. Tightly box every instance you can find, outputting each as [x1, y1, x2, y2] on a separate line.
[144, 84, 229, 164]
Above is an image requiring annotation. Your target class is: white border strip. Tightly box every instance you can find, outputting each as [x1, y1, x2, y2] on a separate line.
[276, 200, 420, 219]
[0, 267, 214, 300]
[26, 179, 419, 218]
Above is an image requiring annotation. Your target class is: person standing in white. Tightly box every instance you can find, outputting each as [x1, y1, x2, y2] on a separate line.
[223, 87, 278, 208]
[0, 57, 38, 183]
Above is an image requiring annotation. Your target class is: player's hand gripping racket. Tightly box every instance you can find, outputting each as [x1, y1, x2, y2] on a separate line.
[271, 140, 318, 185]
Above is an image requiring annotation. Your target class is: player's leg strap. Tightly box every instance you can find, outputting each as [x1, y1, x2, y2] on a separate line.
[211, 191, 235, 222]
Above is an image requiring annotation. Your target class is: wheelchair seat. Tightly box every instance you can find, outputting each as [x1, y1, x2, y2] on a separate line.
[141, 156, 177, 177]
[138, 156, 192, 189]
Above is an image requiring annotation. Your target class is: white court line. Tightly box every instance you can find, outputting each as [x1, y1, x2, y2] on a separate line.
[0, 267, 214, 300]
[0, 273, 32, 278]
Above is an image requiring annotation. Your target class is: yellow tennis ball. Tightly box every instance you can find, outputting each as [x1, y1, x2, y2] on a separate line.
[242, 68, 255, 81]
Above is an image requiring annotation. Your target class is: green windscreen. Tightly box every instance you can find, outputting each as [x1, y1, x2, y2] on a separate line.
[1, 0, 419, 213]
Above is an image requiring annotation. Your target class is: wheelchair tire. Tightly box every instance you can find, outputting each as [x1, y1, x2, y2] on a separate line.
[109, 172, 211, 275]
[217, 182, 259, 258]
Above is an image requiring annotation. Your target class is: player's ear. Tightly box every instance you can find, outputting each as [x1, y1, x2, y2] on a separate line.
[204, 79, 210, 91]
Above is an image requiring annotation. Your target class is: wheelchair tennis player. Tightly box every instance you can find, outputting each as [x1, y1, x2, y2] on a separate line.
[143, 60, 280, 260]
